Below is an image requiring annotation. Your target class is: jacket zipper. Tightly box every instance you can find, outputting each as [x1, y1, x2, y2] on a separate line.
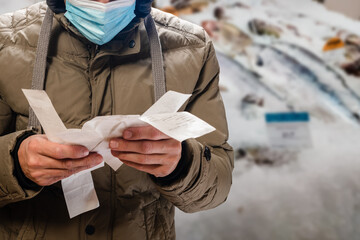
[88, 44, 101, 119]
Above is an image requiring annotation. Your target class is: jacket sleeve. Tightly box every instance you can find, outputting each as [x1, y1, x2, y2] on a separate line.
[153, 36, 234, 213]
[0, 98, 42, 208]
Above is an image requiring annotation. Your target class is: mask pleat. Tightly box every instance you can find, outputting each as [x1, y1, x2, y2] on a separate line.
[65, 0, 136, 45]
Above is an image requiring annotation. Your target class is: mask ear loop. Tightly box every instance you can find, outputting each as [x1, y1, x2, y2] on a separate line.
[144, 14, 167, 102]
[28, 7, 54, 132]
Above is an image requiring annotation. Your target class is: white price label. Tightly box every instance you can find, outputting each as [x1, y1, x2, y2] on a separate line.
[266, 112, 312, 149]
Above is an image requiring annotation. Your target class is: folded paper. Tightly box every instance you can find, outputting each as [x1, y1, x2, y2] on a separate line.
[23, 89, 215, 218]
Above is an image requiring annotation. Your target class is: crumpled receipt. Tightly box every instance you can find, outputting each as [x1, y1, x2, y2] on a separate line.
[22, 89, 215, 218]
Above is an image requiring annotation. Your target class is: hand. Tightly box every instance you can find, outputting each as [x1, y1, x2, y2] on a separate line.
[109, 126, 182, 178]
[18, 135, 103, 186]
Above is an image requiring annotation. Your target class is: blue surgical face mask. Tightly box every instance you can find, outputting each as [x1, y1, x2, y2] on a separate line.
[65, 0, 136, 45]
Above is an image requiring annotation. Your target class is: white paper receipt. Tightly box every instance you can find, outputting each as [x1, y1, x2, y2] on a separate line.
[22, 89, 216, 218]
[140, 112, 215, 142]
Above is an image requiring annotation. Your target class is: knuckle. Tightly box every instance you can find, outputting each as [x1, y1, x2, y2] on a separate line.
[28, 156, 41, 168]
[63, 160, 73, 169]
[53, 146, 64, 159]
[27, 139, 39, 152]
[141, 142, 152, 153]
[160, 142, 167, 152]
[150, 128, 160, 139]
[132, 128, 140, 137]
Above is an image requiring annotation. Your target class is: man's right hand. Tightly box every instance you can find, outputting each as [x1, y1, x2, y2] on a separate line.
[18, 135, 103, 186]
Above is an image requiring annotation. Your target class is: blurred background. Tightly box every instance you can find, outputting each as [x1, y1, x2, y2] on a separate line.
[2, 0, 360, 239]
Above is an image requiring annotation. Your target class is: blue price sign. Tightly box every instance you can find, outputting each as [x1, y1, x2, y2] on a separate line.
[265, 112, 312, 149]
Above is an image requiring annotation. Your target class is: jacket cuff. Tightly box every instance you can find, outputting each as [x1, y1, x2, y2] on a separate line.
[153, 138, 233, 213]
[150, 142, 191, 186]
[152, 138, 207, 195]
[0, 130, 42, 207]
[11, 131, 40, 190]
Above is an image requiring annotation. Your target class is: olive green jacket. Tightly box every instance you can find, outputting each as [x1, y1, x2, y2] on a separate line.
[0, 2, 233, 239]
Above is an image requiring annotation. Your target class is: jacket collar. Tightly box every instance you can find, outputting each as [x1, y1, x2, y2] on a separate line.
[53, 12, 142, 57]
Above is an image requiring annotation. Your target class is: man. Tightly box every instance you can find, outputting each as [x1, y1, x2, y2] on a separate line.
[0, 0, 234, 239]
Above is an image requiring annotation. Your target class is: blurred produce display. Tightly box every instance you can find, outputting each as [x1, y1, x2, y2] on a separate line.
[157, 0, 360, 165]
[158, 2, 360, 239]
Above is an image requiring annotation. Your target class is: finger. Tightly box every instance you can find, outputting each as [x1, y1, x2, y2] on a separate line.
[45, 176, 64, 186]
[28, 153, 103, 170]
[32, 165, 99, 186]
[121, 160, 174, 178]
[121, 160, 160, 175]
[122, 126, 169, 140]
[109, 139, 181, 155]
[111, 151, 169, 165]
[54, 153, 103, 170]
[27, 136, 90, 159]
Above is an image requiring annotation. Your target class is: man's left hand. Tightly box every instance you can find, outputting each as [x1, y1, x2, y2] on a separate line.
[109, 126, 182, 178]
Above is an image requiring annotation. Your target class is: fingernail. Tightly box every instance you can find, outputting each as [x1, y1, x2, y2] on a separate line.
[82, 149, 89, 157]
[124, 131, 132, 139]
[110, 140, 118, 149]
